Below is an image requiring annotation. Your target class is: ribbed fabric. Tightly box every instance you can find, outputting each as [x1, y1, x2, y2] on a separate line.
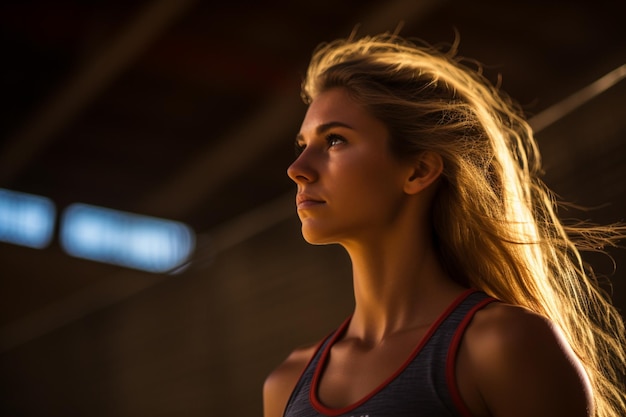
[284, 289, 496, 417]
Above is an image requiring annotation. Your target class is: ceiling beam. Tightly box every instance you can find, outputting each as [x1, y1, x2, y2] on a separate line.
[0, 0, 447, 353]
[136, 0, 448, 219]
[0, 0, 198, 186]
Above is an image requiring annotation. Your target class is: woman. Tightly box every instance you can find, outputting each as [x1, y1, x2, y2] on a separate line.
[264, 33, 626, 417]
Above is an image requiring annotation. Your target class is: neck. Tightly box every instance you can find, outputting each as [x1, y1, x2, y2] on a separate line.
[341, 226, 464, 344]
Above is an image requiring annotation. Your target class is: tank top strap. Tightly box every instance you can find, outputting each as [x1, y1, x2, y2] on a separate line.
[284, 289, 497, 417]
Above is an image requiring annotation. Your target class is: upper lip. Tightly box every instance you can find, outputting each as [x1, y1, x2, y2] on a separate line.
[296, 193, 325, 205]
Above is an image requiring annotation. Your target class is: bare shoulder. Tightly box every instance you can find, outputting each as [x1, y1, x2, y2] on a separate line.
[263, 342, 318, 417]
[460, 302, 593, 417]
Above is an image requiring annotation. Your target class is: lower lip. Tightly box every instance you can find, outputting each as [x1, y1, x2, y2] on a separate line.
[297, 200, 325, 210]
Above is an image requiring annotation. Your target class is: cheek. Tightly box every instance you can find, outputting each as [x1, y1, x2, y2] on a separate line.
[346, 154, 403, 192]
[336, 159, 405, 213]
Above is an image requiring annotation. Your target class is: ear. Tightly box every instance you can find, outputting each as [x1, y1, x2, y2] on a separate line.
[403, 151, 444, 195]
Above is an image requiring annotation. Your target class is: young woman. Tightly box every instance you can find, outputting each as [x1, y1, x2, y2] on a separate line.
[263, 33, 626, 417]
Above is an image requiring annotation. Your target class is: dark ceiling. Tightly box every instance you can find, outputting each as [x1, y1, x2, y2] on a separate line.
[1, 0, 625, 351]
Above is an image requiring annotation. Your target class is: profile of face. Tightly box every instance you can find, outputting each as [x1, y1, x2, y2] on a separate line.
[287, 87, 417, 246]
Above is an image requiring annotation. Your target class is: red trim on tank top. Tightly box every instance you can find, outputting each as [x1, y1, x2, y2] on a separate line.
[290, 333, 333, 400]
[445, 296, 497, 417]
[309, 288, 480, 416]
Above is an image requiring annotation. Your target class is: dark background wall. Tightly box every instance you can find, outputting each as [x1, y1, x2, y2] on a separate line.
[1, 1, 625, 415]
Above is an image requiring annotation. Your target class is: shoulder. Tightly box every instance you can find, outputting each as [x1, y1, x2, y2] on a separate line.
[466, 302, 563, 352]
[263, 342, 319, 417]
[458, 302, 593, 417]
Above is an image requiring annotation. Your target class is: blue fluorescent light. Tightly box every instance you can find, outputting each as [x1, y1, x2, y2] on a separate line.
[0, 188, 56, 249]
[60, 203, 195, 273]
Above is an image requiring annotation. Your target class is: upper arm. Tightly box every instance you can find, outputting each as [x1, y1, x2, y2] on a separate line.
[263, 345, 316, 417]
[461, 304, 593, 417]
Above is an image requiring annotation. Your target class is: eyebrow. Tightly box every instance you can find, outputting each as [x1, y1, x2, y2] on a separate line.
[295, 121, 355, 143]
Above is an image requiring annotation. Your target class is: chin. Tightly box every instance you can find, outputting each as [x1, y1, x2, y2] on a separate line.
[301, 225, 339, 246]
[301, 231, 331, 246]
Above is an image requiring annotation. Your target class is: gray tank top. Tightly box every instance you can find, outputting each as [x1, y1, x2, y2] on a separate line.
[284, 289, 496, 417]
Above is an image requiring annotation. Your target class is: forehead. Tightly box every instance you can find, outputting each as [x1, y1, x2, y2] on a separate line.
[299, 88, 381, 134]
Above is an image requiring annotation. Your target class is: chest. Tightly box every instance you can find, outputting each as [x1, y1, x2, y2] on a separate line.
[317, 328, 429, 409]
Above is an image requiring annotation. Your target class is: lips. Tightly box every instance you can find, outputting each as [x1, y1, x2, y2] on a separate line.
[296, 193, 325, 209]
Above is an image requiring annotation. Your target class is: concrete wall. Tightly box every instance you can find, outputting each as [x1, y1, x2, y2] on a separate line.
[0, 217, 353, 416]
[1, 83, 624, 417]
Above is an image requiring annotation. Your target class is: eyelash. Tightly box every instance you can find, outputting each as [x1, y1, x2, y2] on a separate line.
[294, 133, 346, 156]
[326, 133, 345, 147]
[294, 142, 305, 156]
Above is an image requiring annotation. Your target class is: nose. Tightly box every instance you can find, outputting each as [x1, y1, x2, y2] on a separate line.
[287, 151, 317, 185]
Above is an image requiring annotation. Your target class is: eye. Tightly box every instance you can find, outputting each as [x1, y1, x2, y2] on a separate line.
[326, 133, 346, 148]
[294, 141, 305, 156]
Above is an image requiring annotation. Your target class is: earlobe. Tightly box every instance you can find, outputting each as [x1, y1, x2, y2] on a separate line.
[404, 151, 444, 195]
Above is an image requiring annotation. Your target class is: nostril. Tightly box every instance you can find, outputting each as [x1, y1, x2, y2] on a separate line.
[287, 162, 314, 184]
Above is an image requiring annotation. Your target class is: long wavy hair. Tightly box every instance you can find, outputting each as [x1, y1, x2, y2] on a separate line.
[301, 32, 626, 417]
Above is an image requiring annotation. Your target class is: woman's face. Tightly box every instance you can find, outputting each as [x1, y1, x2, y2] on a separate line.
[287, 87, 412, 246]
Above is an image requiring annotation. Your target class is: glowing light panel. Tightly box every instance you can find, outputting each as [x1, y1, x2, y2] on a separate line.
[0, 188, 56, 249]
[60, 203, 195, 273]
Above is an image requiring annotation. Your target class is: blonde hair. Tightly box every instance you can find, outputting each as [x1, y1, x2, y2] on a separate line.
[302, 33, 626, 417]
